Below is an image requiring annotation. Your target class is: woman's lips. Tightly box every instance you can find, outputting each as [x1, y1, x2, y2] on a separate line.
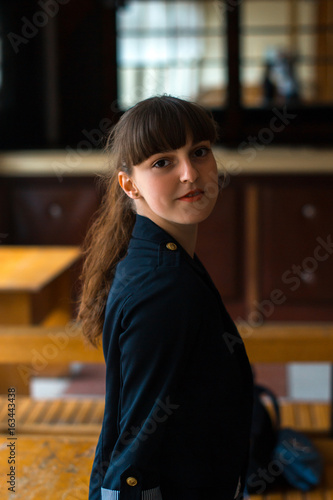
[177, 190, 204, 202]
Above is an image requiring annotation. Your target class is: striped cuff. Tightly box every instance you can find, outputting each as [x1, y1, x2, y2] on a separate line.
[101, 486, 162, 500]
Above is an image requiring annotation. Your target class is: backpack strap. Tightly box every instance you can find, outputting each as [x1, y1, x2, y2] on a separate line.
[254, 384, 281, 428]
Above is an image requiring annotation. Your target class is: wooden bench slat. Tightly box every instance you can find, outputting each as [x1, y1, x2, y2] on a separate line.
[42, 399, 64, 424]
[73, 400, 95, 424]
[0, 397, 329, 437]
[90, 400, 106, 423]
[280, 402, 296, 428]
[17, 397, 35, 424]
[23, 399, 48, 425]
[57, 399, 80, 424]
[295, 402, 314, 431]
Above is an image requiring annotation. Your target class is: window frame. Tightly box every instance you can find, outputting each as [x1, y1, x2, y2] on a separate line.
[114, 0, 333, 147]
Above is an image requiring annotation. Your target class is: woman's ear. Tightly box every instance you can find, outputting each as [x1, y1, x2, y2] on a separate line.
[118, 171, 141, 199]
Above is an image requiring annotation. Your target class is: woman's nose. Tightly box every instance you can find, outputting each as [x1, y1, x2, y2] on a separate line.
[179, 158, 199, 183]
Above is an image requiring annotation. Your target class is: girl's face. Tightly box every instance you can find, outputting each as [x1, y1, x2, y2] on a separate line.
[119, 136, 219, 233]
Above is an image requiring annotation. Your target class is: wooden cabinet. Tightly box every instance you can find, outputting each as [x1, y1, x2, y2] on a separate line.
[1, 166, 332, 323]
[8, 177, 101, 245]
[197, 175, 333, 322]
[260, 177, 333, 321]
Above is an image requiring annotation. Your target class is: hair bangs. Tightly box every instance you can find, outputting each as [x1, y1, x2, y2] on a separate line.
[121, 96, 218, 168]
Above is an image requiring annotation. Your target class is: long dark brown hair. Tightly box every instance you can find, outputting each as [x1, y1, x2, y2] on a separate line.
[78, 95, 218, 345]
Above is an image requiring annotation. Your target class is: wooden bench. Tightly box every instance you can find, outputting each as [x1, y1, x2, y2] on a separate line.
[1, 321, 332, 365]
[0, 396, 330, 437]
[0, 322, 332, 435]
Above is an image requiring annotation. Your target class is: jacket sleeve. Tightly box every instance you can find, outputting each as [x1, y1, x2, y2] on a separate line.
[100, 268, 202, 499]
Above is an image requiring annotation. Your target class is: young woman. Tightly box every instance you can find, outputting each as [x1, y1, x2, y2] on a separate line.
[79, 95, 253, 500]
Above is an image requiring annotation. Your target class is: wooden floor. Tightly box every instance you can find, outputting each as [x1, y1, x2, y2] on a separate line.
[0, 434, 97, 500]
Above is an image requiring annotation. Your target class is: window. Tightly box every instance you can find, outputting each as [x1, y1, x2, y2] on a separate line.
[240, 0, 333, 108]
[116, 1, 227, 109]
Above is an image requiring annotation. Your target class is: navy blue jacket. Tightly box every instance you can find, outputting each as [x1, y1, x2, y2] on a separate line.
[89, 215, 253, 500]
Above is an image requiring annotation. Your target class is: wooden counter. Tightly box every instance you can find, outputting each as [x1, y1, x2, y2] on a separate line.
[0, 246, 80, 324]
[0, 146, 332, 177]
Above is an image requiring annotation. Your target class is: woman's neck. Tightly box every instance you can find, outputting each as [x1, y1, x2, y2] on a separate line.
[167, 223, 198, 258]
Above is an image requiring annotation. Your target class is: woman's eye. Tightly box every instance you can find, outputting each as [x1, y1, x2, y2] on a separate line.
[194, 147, 209, 158]
[153, 158, 170, 169]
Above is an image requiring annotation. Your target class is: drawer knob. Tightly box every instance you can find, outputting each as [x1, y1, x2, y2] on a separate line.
[300, 271, 316, 284]
[301, 204, 317, 219]
[48, 202, 63, 219]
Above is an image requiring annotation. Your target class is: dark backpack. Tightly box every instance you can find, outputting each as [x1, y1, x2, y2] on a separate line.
[246, 385, 283, 495]
[246, 384, 323, 495]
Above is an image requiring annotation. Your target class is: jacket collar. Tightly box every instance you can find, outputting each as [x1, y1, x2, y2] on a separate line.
[131, 215, 221, 300]
[131, 214, 178, 245]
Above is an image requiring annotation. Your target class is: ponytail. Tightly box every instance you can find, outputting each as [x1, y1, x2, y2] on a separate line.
[78, 171, 135, 346]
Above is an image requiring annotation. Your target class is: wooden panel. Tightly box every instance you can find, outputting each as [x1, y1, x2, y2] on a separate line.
[260, 178, 333, 320]
[10, 177, 100, 245]
[0, 293, 31, 325]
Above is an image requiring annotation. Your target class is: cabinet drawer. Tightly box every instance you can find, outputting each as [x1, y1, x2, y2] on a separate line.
[11, 178, 101, 245]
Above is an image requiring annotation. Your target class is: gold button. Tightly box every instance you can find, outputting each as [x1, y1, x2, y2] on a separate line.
[166, 242, 177, 251]
[126, 477, 138, 487]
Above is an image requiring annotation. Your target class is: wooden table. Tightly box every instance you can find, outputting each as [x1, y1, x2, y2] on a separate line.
[0, 433, 96, 499]
[0, 246, 81, 394]
[0, 246, 80, 325]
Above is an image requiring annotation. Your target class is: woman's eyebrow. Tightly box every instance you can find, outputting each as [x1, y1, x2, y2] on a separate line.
[191, 139, 210, 147]
[147, 140, 210, 160]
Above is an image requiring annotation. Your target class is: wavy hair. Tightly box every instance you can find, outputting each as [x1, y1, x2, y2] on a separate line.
[78, 95, 219, 345]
